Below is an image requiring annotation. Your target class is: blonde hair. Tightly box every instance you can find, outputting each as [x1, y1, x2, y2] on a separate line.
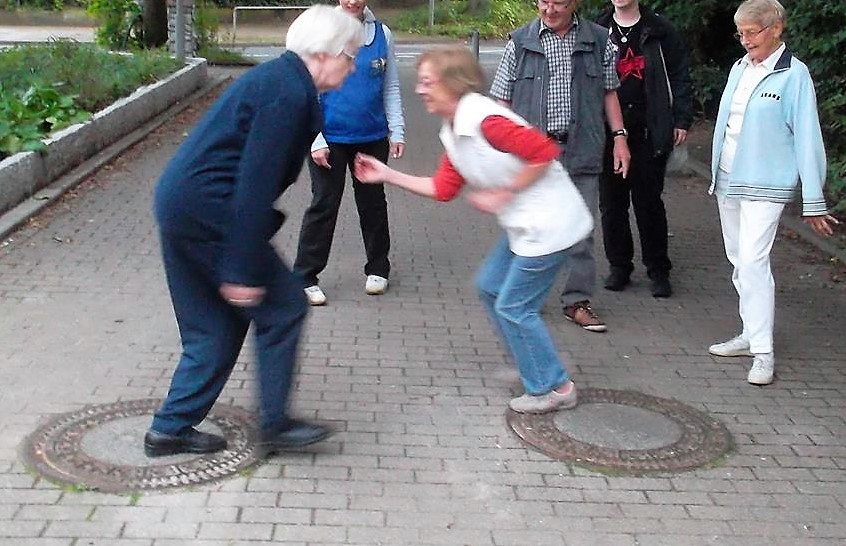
[285, 5, 364, 58]
[734, 0, 786, 28]
[416, 46, 485, 98]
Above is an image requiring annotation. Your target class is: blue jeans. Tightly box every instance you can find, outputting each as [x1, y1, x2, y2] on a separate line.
[476, 235, 570, 395]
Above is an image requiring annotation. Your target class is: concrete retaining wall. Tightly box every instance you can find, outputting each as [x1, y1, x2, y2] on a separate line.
[0, 57, 207, 216]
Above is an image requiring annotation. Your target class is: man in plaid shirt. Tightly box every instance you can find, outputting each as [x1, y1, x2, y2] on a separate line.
[491, 0, 630, 333]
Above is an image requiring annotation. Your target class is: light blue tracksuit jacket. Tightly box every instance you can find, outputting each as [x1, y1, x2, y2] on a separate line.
[710, 48, 828, 216]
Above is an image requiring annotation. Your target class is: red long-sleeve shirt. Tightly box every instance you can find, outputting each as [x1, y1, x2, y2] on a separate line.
[433, 115, 560, 201]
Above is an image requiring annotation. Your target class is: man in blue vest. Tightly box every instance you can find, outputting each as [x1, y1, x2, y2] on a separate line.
[294, 0, 405, 306]
[490, 0, 630, 333]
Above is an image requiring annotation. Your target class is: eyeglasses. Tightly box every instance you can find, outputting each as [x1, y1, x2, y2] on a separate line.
[734, 25, 770, 41]
[537, 0, 572, 11]
[416, 77, 441, 90]
[338, 49, 356, 62]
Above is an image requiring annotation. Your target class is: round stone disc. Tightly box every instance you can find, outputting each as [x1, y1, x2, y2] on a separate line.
[21, 399, 260, 493]
[506, 388, 733, 474]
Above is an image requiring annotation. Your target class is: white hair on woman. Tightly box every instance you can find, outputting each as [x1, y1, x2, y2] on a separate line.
[734, 0, 786, 27]
[285, 4, 364, 58]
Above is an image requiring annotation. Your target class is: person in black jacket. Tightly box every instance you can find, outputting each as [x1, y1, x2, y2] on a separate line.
[596, 0, 692, 297]
[144, 6, 363, 458]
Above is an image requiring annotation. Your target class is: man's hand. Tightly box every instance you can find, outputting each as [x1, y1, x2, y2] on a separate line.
[673, 128, 688, 146]
[390, 142, 405, 159]
[311, 147, 331, 169]
[220, 283, 266, 307]
[613, 137, 631, 179]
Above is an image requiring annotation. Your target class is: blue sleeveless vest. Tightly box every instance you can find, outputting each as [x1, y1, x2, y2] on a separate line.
[320, 21, 389, 144]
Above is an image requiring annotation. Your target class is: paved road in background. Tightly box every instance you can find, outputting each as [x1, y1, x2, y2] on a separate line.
[0, 57, 845, 545]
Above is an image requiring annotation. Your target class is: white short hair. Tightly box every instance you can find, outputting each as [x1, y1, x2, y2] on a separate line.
[734, 0, 786, 28]
[285, 5, 364, 58]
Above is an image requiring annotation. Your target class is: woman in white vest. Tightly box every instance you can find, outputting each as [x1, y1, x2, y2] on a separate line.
[354, 46, 593, 414]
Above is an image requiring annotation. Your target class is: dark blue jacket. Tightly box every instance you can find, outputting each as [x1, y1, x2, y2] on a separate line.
[154, 52, 322, 287]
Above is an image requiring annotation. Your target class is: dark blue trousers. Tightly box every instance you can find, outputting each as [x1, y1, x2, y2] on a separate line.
[151, 231, 308, 436]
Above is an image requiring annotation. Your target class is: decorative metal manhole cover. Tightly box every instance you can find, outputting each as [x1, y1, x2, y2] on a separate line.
[21, 399, 260, 493]
[507, 388, 733, 474]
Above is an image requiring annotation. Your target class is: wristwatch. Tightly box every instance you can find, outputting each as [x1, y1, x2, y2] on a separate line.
[611, 128, 628, 138]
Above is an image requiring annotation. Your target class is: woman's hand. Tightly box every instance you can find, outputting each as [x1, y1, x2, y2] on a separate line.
[220, 283, 266, 307]
[465, 187, 514, 214]
[803, 214, 840, 237]
[354, 153, 389, 183]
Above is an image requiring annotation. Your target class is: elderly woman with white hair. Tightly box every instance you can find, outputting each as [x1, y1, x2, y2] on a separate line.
[709, 0, 838, 385]
[144, 5, 363, 458]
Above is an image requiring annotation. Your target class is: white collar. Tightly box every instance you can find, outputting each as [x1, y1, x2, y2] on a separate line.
[741, 42, 785, 71]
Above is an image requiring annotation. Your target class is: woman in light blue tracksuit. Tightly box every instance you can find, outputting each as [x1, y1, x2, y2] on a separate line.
[708, 0, 838, 386]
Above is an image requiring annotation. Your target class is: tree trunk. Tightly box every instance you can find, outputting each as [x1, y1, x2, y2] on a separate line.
[143, 0, 169, 48]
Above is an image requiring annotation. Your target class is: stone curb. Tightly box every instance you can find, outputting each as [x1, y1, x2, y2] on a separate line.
[0, 57, 207, 218]
[685, 156, 846, 265]
[0, 70, 231, 241]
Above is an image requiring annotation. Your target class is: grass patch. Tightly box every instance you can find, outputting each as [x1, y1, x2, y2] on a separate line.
[198, 45, 257, 66]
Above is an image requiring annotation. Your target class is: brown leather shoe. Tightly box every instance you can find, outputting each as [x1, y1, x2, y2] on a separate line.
[563, 301, 607, 332]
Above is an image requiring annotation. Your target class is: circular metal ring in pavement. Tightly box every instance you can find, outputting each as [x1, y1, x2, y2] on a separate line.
[506, 388, 733, 474]
[21, 399, 260, 493]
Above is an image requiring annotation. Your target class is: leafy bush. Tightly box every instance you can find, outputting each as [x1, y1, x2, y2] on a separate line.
[0, 41, 180, 159]
[194, 0, 220, 52]
[785, 0, 846, 211]
[0, 83, 90, 154]
[87, 0, 143, 50]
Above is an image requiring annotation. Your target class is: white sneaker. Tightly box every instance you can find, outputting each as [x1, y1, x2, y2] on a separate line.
[365, 275, 388, 295]
[747, 353, 774, 385]
[709, 335, 753, 357]
[303, 285, 326, 306]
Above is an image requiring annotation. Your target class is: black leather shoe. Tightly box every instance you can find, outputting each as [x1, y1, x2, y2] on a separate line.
[257, 419, 332, 456]
[144, 428, 227, 458]
[604, 270, 630, 291]
[651, 277, 672, 298]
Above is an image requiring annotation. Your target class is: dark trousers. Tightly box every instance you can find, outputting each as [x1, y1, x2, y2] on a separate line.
[151, 232, 308, 436]
[294, 138, 391, 286]
[599, 122, 672, 279]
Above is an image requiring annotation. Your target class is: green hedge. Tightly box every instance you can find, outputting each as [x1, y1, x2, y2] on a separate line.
[390, 0, 536, 39]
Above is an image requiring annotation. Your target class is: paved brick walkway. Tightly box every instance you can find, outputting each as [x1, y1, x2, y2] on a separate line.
[0, 67, 844, 545]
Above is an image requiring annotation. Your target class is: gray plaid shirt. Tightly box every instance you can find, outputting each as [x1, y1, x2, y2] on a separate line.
[490, 14, 619, 134]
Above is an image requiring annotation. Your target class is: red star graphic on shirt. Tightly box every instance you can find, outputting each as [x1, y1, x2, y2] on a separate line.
[617, 47, 646, 82]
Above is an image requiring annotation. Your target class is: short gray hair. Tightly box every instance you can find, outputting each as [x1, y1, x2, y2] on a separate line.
[734, 0, 786, 28]
[285, 5, 364, 58]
